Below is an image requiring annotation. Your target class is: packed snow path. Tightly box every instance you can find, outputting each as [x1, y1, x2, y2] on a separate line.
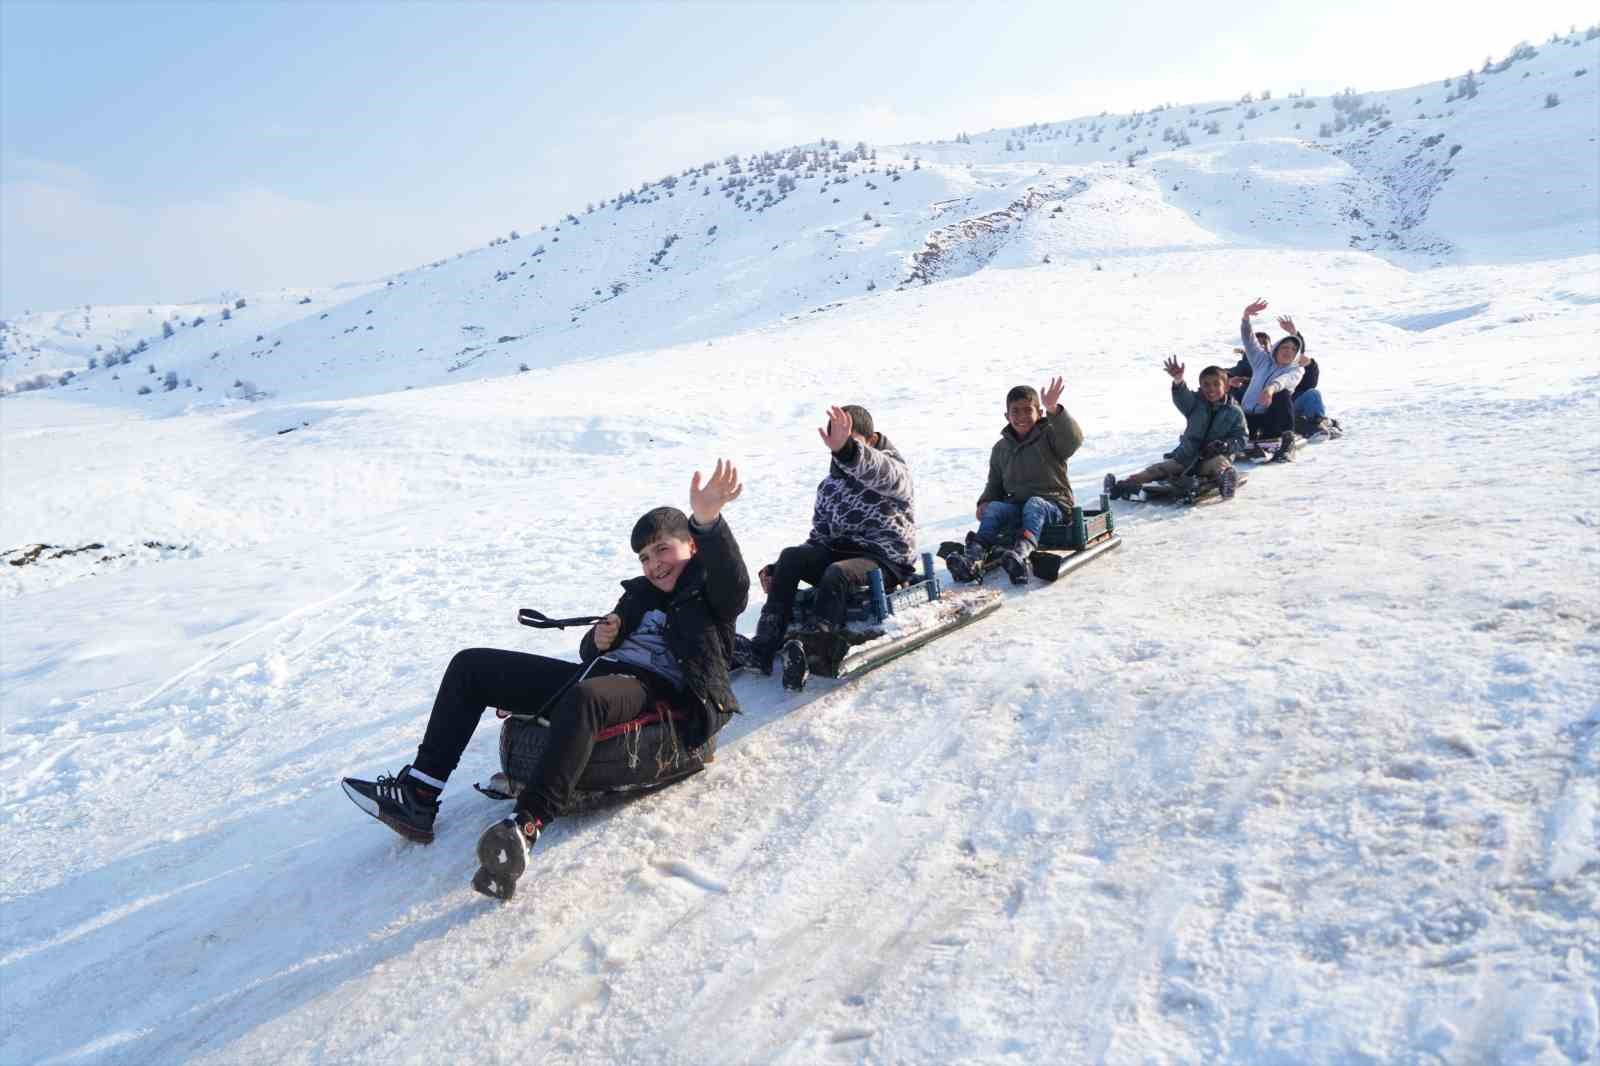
[3, 246, 1596, 1063]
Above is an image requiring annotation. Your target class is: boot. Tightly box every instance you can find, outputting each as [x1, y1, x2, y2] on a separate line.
[747, 606, 787, 676]
[472, 809, 542, 901]
[999, 538, 1034, 585]
[1218, 466, 1238, 500]
[946, 532, 990, 583]
[341, 765, 440, 843]
[780, 638, 810, 691]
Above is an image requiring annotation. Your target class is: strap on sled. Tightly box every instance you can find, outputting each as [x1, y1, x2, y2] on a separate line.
[518, 608, 606, 630]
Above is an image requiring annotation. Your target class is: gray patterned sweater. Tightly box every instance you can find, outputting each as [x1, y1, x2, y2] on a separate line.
[807, 434, 918, 581]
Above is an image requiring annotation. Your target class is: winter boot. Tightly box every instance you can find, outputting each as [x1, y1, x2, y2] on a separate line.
[1218, 465, 1238, 500]
[999, 538, 1034, 585]
[748, 606, 787, 676]
[1270, 430, 1296, 463]
[472, 809, 542, 901]
[780, 638, 810, 692]
[341, 765, 440, 843]
[1103, 472, 1139, 501]
[946, 532, 990, 583]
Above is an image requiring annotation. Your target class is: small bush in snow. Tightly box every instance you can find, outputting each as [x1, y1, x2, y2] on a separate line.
[162, 371, 178, 391]
[235, 298, 246, 309]
[1545, 92, 1560, 107]
[137, 384, 152, 395]
[518, 363, 529, 372]
[147, 363, 156, 374]
[298, 296, 312, 304]
[866, 280, 876, 291]
[162, 320, 175, 339]
[192, 316, 205, 327]
[88, 356, 99, 370]
[222, 307, 231, 320]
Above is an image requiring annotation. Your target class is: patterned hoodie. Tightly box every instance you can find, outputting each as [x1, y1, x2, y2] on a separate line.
[807, 434, 918, 582]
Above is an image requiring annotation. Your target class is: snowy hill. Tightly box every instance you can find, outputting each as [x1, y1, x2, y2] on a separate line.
[2, 29, 1599, 1066]
[5, 33, 1595, 408]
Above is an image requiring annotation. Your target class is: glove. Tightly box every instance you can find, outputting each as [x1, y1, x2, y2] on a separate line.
[1202, 440, 1228, 458]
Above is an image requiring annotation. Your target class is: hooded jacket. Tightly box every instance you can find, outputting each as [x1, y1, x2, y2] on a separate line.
[580, 515, 749, 747]
[808, 433, 918, 582]
[1165, 381, 1249, 466]
[1236, 320, 1306, 411]
[977, 404, 1084, 511]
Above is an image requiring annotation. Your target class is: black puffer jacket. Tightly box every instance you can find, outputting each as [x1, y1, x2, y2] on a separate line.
[579, 516, 749, 746]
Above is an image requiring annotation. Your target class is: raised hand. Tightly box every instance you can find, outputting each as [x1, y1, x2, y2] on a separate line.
[1244, 298, 1269, 319]
[592, 613, 622, 652]
[1040, 375, 1065, 410]
[1277, 314, 1296, 334]
[818, 405, 853, 452]
[689, 459, 743, 525]
[1163, 356, 1186, 382]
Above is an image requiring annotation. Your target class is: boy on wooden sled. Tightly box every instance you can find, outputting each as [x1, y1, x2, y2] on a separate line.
[1104, 358, 1248, 502]
[746, 404, 918, 692]
[342, 461, 749, 900]
[945, 376, 1084, 585]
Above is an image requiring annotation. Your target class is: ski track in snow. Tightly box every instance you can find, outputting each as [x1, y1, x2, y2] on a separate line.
[3, 51, 1600, 1064]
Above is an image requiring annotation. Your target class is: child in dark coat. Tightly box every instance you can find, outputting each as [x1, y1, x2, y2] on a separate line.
[342, 461, 749, 900]
[1105, 359, 1248, 500]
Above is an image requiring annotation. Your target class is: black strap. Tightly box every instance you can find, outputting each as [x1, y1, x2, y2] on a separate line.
[518, 608, 606, 630]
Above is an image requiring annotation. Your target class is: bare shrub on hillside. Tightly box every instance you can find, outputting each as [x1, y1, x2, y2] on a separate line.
[1545, 92, 1560, 107]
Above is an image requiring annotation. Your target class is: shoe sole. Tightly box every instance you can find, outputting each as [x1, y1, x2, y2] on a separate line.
[341, 779, 434, 844]
[474, 821, 529, 901]
[781, 641, 809, 692]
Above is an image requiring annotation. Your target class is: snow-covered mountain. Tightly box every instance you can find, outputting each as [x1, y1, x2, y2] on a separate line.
[4, 32, 1594, 405]
[2, 30, 1598, 1066]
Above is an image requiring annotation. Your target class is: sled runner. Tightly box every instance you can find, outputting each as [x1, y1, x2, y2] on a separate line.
[1137, 471, 1249, 506]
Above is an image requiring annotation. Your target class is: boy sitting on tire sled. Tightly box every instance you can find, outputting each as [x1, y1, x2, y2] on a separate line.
[341, 460, 749, 901]
[946, 376, 1083, 584]
[747, 404, 918, 691]
[1104, 358, 1248, 501]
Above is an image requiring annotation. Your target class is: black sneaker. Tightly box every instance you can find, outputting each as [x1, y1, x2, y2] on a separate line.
[1218, 466, 1238, 499]
[342, 765, 439, 843]
[780, 638, 810, 691]
[472, 811, 541, 901]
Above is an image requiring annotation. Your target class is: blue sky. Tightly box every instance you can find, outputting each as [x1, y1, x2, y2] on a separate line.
[3, 0, 1594, 315]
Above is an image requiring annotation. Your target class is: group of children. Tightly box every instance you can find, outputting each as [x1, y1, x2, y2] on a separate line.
[342, 296, 1335, 900]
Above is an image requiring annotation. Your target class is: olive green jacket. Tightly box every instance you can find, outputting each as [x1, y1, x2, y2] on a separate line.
[977, 404, 1084, 511]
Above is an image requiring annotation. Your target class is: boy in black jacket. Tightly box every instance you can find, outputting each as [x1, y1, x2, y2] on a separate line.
[342, 460, 749, 900]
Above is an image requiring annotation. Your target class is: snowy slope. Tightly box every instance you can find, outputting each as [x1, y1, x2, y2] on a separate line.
[3, 29, 1599, 1066]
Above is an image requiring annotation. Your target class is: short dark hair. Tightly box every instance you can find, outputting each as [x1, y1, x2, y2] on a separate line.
[1005, 385, 1039, 407]
[1198, 365, 1228, 385]
[630, 506, 692, 552]
[840, 404, 874, 438]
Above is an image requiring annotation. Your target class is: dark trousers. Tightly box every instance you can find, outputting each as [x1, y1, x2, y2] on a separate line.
[1246, 390, 1296, 439]
[413, 648, 660, 824]
[763, 543, 881, 632]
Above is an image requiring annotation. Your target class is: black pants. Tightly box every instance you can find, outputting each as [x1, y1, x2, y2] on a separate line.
[763, 543, 881, 632]
[1246, 390, 1296, 439]
[413, 648, 662, 825]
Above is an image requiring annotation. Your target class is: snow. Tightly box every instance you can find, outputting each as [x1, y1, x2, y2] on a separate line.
[3, 32, 1599, 1066]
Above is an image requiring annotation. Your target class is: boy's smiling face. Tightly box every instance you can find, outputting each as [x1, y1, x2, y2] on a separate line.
[1198, 374, 1226, 403]
[1273, 340, 1300, 365]
[1006, 399, 1042, 437]
[639, 535, 696, 592]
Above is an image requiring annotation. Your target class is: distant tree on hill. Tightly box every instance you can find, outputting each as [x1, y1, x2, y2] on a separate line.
[163, 320, 175, 339]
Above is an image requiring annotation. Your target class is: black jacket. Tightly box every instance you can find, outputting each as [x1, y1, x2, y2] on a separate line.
[580, 515, 749, 747]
